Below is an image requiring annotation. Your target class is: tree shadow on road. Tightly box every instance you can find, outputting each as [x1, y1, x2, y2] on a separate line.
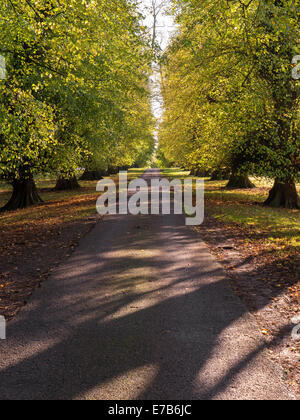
[0, 213, 296, 400]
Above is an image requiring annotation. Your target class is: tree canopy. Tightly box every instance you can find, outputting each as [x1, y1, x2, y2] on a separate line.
[0, 0, 155, 209]
[158, 0, 299, 207]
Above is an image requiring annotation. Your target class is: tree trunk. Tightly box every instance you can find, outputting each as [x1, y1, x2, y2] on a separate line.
[54, 175, 80, 191]
[210, 169, 230, 181]
[0, 176, 43, 212]
[119, 165, 130, 171]
[264, 179, 300, 209]
[107, 166, 119, 175]
[80, 170, 104, 181]
[226, 173, 256, 189]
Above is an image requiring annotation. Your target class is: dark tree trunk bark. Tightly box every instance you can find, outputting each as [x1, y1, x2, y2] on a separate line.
[119, 166, 130, 171]
[0, 175, 43, 212]
[226, 173, 256, 189]
[80, 170, 104, 181]
[210, 169, 230, 181]
[198, 170, 211, 177]
[54, 176, 80, 191]
[190, 169, 207, 177]
[107, 166, 119, 175]
[264, 179, 300, 209]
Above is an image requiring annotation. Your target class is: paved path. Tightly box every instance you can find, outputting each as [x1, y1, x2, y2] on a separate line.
[0, 170, 294, 400]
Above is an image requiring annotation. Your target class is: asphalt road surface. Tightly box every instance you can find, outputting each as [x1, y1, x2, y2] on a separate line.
[0, 169, 295, 400]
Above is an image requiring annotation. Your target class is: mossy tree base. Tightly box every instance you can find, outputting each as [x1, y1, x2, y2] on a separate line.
[226, 174, 256, 189]
[0, 177, 43, 212]
[80, 170, 104, 181]
[54, 176, 80, 191]
[210, 169, 230, 181]
[264, 179, 300, 209]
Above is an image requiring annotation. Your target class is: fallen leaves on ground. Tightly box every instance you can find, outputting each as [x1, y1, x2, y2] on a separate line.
[197, 211, 300, 399]
[0, 185, 101, 320]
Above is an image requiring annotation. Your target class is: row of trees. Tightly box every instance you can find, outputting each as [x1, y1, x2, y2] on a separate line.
[0, 0, 155, 211]
[158, 0, 300, 208]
